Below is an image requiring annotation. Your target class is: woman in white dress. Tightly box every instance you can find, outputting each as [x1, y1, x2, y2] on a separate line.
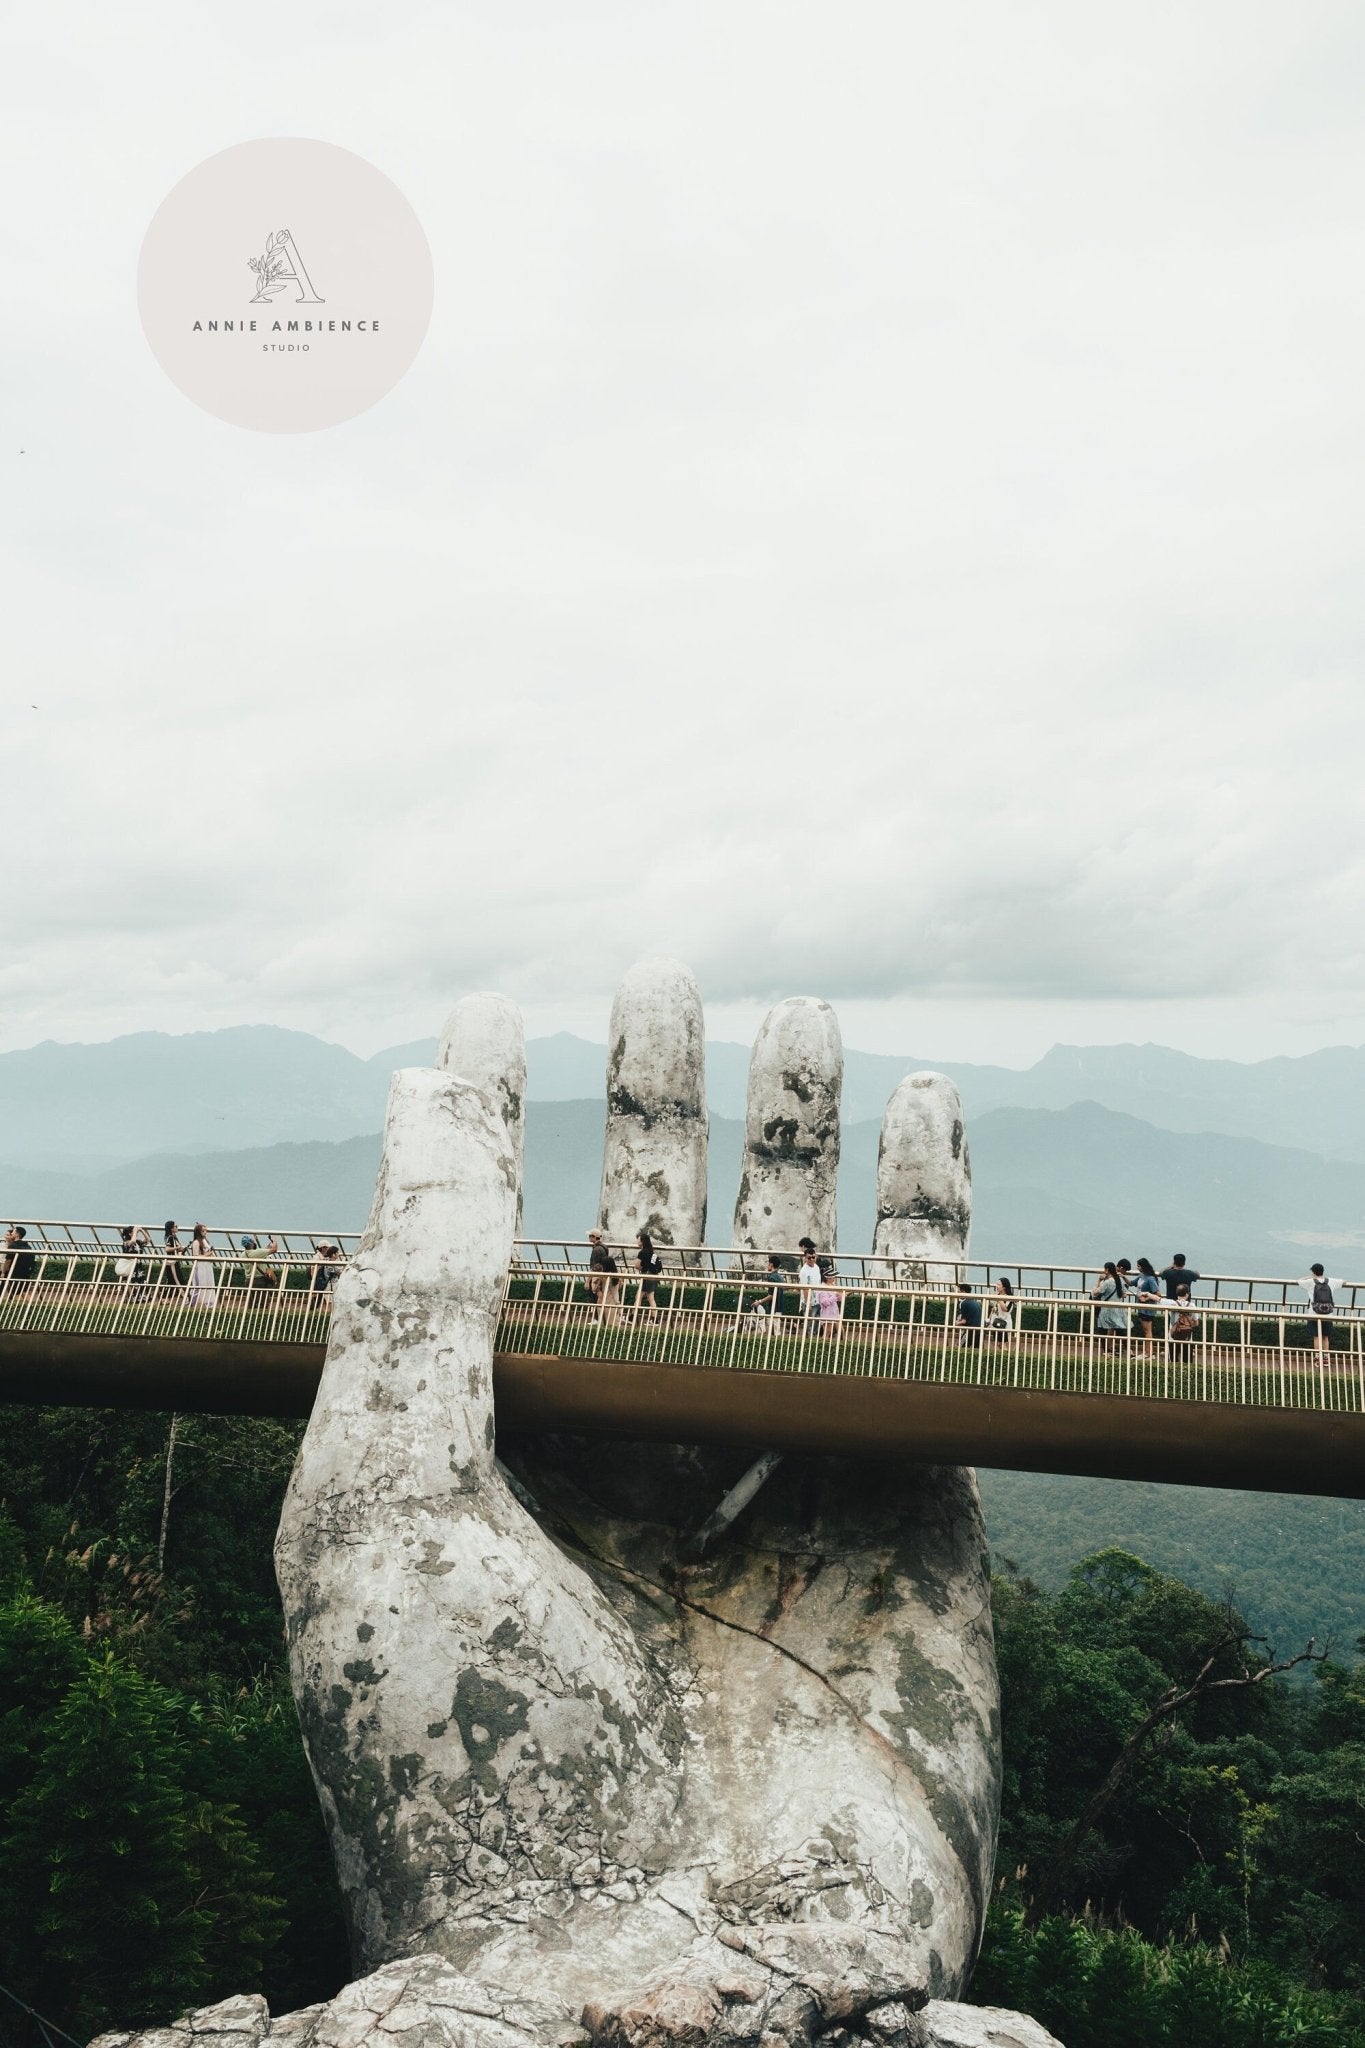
[187, 1222, 217, 1310]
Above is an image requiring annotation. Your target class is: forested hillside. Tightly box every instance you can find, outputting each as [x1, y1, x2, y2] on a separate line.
[0, 1407, 1361, 2043]
[977, 1473, 1365, 1672]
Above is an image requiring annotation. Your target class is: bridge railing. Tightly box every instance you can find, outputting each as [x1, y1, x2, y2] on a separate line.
[0, 1219, 363, 1261]
[4, 1221, 1360, 1312]
[2, 1249, 1363, 1414]
[0, 1249, 341, 1348]
[498, 1266, 1365, 1415]
[512, 1240, 1365, 1312]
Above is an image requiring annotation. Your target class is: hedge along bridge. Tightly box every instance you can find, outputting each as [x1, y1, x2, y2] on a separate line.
[2, 1220, 1365, 1500]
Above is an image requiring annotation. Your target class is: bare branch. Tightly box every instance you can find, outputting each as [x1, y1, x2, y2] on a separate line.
[1035, 1625, 1326, 1915]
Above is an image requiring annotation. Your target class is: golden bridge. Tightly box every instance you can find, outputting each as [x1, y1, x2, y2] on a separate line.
[2, 1221, 1363, 1500]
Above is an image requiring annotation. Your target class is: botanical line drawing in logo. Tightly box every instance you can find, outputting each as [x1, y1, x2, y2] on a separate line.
[141, 139, 433, 429]
[247, 227, 324, 305]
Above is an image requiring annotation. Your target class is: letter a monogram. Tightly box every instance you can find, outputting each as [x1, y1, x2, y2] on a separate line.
[247, 227, 325, 304]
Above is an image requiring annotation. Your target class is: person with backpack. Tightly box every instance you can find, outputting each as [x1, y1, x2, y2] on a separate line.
[1298, 1263, 1342, 1360]
[635, 1231, 664, 1321]
[1169, 1284, 1200, 1363]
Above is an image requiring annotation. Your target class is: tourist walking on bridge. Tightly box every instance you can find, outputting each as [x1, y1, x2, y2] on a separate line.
[114, 1224, 151, 1296]
[587, 1230, 622, 1323]
[161, 1221, 185, 1289]
[1170, 1285, 1199, 1362]
[988, 1275, 1015, 1335]
[797, 1242, 822, 1324]
[187, 1223, 216, 1311]
[955, 1282, 982, 1349]
[1132, 1257, 1161, 1346]
[816, 1259, 842, 1338]
[1299, 1264, 1341, 1359]
[1091, 1261, 1127, 1345]
[311, 1244, 343, 1305]
[751, 1253, 785, 1322]
[635, 1231, 663, 1321]
[2, 1224, 36, 1292]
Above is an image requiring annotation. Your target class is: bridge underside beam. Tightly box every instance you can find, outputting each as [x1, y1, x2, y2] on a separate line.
[2, 1331, 1362, 1501]
[0, 1328, 323, 1419]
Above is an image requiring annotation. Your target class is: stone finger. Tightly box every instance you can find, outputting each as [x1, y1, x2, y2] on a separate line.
[873, 1072, 971, 1282]
[732, 996, 843, 1254]
[439, 991, 527, 1232]
[597, 955, 708, 1254]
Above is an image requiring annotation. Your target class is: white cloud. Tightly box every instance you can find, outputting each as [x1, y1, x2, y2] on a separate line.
[4, 1, 1365, 1062]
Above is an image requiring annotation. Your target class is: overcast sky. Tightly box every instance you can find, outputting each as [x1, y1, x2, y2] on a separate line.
[4, 3, 1365, 1068]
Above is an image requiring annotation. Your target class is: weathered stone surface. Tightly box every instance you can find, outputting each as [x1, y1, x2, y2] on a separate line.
[872, 1075, 971, 1283]
[276, 1022, 999, 2025]
[732, 998, 842, 1254]
[581, 1924, 929, 2048]
[919, 2004, 1066, 2048]
[275, 1067, 678, 1987]
[90, 1969, 1066, 2048]
[438, 993, 527, 1233]
[598, 957, 708, 1250]
[90, 1956, 579, 2048]
[89, 1989, 271, 2047]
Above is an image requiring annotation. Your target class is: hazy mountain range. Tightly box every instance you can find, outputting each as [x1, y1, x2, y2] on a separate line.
[7, 1023, 1365, 1177]
[4, 1094, 1362, 1279]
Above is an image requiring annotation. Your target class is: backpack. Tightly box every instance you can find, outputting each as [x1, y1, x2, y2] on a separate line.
[1312, 1277, 1334, 1313]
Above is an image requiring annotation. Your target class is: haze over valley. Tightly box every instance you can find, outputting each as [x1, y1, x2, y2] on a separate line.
[5, 1022, 1364, 1670]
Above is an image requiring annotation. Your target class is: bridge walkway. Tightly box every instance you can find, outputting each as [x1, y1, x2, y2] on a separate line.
[1, 1226, 1362, 1499]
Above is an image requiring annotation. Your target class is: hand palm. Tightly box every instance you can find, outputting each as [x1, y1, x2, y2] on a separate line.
[275, 999, 998, 2036]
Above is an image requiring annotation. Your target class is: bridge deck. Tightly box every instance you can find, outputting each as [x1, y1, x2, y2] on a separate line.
[1, 1251, 1363, 1498]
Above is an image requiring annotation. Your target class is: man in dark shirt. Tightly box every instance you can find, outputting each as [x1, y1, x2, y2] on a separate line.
[1159, 1253, 1199, 1299]
[4, 1225, 37, 1286]
[755, 1253, 785, 1319]
[955, 1282, 982, 1349]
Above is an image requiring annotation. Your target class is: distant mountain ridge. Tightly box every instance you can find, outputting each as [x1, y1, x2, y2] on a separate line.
[4, 1097, 1362, 1281]
[8, 1022, 1365, 1178]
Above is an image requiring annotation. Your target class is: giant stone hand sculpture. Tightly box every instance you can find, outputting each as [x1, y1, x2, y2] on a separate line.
[271, 966, 1002, 2048]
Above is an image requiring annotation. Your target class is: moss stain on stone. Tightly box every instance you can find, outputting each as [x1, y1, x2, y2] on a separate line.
[450, 1670, 531, 1794]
